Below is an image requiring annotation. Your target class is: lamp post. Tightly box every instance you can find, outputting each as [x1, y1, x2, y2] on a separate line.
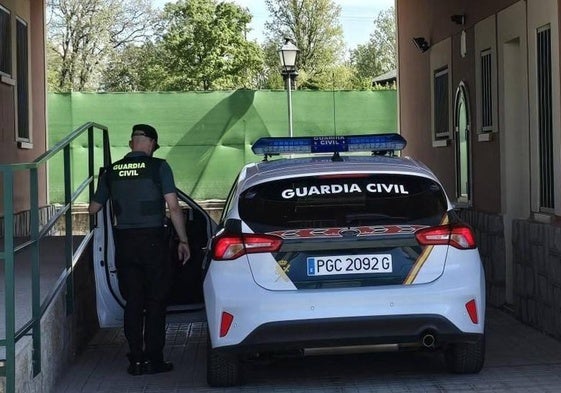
[279, 38, 299, 137]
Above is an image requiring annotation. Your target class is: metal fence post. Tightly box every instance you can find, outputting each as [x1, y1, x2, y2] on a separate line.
[3, 167, 16, 393]
[30, 167, 41, 376]
[64, 144, 74, 314]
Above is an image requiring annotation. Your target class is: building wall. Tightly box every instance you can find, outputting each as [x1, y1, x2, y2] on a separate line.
[512, 220, 561, 340]
[473, 15, 501, 214]
[0, 0, 47, 216]
[397, 0, 519, 212]
[397, 0, 561, 329]
[458, 209, 506, 307]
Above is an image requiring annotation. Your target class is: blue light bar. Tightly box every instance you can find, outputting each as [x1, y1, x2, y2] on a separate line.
[251, 133, 406, 156]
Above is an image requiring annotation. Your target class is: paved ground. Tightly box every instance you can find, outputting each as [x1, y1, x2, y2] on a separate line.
[55, 306, 561, 393]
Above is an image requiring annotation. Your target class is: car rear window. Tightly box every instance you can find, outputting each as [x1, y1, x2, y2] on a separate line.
[238, 174, 448, 232]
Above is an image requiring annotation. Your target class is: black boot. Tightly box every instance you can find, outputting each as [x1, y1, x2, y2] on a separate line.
[127, 353, 144, 376]
[142, 359, 174, 374]
[127, 361, 143, 376]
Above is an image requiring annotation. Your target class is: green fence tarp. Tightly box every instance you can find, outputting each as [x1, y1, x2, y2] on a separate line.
[48, 90, 397, 201]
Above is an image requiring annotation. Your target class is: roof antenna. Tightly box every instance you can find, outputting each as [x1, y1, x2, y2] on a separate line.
[331, 151, 343, 162]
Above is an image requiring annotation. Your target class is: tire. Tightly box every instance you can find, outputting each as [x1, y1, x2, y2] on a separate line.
[444, 335, 485, 374]
[206, 336, 243, 387]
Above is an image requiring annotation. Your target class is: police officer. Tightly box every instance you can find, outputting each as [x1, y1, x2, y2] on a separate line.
[88, 124, 190, 376]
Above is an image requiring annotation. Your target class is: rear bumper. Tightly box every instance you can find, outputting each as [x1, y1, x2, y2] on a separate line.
[214, 314, 483, 354]
[204, 247, 486, 351]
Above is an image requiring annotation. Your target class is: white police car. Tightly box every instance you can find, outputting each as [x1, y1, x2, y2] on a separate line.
[203, 134, 485, 386]
[93, 134, 485, 387]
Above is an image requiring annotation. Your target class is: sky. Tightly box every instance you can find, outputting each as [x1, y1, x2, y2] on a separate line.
[153, 0, 395, 50]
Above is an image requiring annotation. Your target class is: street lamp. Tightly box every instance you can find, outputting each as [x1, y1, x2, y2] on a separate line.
[279, 38, 299, 137]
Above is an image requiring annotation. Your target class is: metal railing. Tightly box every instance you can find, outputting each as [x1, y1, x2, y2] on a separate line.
[0, 122, 111, 393]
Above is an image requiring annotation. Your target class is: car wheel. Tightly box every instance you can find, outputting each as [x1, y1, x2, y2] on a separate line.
[444, 335, 485, 374]
[206, 335, 243, 387]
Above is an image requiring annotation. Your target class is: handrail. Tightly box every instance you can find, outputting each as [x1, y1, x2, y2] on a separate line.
[0, 122, 112, 393]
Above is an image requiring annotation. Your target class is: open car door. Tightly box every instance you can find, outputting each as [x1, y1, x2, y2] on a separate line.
[92, 188, 217, 328]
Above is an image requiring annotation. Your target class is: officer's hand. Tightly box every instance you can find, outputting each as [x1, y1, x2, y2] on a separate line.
[178, 242, 190, 265]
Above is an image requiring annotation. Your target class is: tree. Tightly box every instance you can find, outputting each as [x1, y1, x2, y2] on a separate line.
[370, 6, 396, 74]
[159, 0, 264, 91]
[100, 42, 168, 92]
[263, 0, 345, 89]
[47, 0, 158, 91]
[350, 42, 381, 82]
[350, 6, 396, 82]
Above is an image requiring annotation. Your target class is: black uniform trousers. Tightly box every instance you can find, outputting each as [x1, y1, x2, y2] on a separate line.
[114, 226, 171, 363]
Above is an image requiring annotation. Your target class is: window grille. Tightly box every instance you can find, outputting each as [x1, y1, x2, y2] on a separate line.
[480, 50, 493, 132]
[16, 18, 29, 141]
[0, 5, 11, 76]
[537, 25, 554, 210]
[434, 67, 449, 139]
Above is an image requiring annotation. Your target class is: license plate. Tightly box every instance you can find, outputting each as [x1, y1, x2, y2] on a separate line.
[307, 254, 393, 276]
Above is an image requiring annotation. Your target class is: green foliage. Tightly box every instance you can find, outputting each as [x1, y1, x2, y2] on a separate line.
[47, 0, 158, 92]
[46, 41, 64, 92]
[158, 0, 264, 90]
[372, 81, 397, 90]
[301, 65, 351, 90]
[47, 0, 396, 92]
[101, 43, 168, 91]
[263, 0, 345, 83]
[351, 42, 381, 81]
[350, 6, 396, 81]
[258, 41, 280, 89]
[261, 1, 395, 91]
[370, 7, 397, 73]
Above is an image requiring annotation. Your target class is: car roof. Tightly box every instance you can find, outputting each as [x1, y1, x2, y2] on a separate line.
[237, 154, 440, 190]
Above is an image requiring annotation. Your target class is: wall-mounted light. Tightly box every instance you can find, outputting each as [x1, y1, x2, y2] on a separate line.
[412, 37, 430, 53]
[451, 14, 465, 25]
[450, 14, 467, 57]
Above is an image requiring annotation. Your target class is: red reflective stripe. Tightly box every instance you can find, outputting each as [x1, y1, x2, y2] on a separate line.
[268, 225, 427, 239]
[220, 312, 234, 337]
[465, 299, 478, 324]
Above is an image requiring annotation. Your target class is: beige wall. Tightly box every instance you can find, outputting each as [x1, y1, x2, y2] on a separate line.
[0, 0, 47, 214]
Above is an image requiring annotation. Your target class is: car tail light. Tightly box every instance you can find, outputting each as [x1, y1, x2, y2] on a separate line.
[212, 233, 283, 260]
[415, 224, 476, 249]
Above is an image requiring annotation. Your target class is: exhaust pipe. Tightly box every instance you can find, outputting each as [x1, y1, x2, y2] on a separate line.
[421, 332, 436, 349]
